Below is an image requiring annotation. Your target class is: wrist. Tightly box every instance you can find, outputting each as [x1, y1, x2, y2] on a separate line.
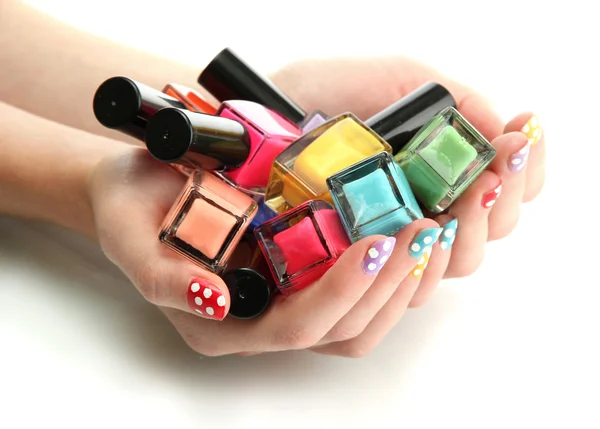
[0, 102, 128, 239]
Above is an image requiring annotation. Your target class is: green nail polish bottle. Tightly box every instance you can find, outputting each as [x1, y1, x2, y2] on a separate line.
[394, 107, 496, 213]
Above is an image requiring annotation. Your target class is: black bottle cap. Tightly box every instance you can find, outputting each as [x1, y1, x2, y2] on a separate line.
[198, 48, 306, 124]
[145, 108, 251, 171]
[223, 268, 272, 319]
[364, 82, 457, 154]
[93, 76, 186, 141]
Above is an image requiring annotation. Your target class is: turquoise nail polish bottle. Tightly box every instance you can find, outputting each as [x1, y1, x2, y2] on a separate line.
[326, 152, 424, 242]
[394, 107, 496, 213]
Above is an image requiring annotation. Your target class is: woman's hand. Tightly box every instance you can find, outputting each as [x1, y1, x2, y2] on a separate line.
[88, 146, 449, 357]
[271, 56, 546, 307]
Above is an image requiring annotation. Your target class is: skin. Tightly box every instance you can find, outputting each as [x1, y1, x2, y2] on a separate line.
[0, 1, 545, 357]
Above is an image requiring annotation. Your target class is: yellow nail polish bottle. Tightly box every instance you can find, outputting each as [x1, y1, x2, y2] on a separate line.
[264, 114, 393, 213]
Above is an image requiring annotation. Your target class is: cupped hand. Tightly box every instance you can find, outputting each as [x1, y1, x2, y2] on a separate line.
[88, 146, 450, 357]
[271, 56, 546, 307]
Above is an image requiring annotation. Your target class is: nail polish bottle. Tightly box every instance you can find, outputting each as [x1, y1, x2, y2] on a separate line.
[262, 83, 456, 214]
[146, 102, 301, 190]
[327, 152, 423, 242]
[145, 107, 251, 172]
[394, 106, 496, 212]
[198, 47, 329, 133]
[364, 82, 457, 155]
[93, 76, 186, 141]
[222, 236, 276, 319]
[216, 100, 302, 189]
[162, 83, 218, 114]
[254, 200, 351, 296]
[263, 114, 393, 214]
[248, 195, 278, 232]
[222, 268, 272, 319]
[160, 169, 258, 273]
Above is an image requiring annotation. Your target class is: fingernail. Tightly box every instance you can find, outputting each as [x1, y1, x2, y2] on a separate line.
[482, 181, 503, 208]
[439, 219, 458, 251]
[362, 237, 396, 275]
[509, 141, 530, 172]
[410, 247, 432, 278]
[520, 114, 543, 146]
[187, 278, 226, 321]
[409, 228, 443, 258]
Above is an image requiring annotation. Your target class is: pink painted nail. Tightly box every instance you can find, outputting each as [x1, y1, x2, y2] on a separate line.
[362, 237, 396, 275]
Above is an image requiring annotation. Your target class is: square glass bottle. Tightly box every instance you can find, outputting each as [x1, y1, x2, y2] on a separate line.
[254, 200, 351, 296]
[217, 100, 302, 190]
[160, 170, 257, 273]
[394, 107, 496, 213]
[327, 152, 424, 242]
[263, 114, 393, 214]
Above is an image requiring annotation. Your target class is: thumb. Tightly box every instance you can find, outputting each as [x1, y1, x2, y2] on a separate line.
[152, 257, 232, 322]
[91, 148, 232, 321]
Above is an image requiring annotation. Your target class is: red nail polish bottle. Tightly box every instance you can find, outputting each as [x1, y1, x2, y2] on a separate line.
[254, 200, 350, 296]
[162, 83, 218, 114]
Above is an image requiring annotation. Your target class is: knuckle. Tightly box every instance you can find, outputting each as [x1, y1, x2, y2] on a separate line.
[523, 181, 545, 203]
[340, 341, 375, 359]
[326, 325, 365, 343]
[182, 335, 225, 357]
[408, 294, 429, 308]
[273, 326, 320, 350]
[452, 261, 480, 278]
[132, 260, 163, 305]
[488, 211, 520, 241]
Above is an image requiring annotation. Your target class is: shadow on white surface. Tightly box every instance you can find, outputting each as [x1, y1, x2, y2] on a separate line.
[0, 216, 462, 380]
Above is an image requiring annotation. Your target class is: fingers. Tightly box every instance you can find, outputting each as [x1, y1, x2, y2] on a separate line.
[316, 219, 442, 345]
[504, 113, 546, 202]
[486, 131, 530, 241]
[91, 148, 232, 321]
[171, 234, 394, 356]
[311, 233, 445, 358]
[444, 170, 499, 278]
[272, 56, 504, 142]
[255, 234, 395, 351]
[409, 216, 455, 307]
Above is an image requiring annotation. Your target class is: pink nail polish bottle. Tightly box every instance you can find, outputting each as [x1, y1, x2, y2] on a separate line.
[254, 200, 350, 296]
[198, 47, 329, 134]
[145, 104, 301, 191]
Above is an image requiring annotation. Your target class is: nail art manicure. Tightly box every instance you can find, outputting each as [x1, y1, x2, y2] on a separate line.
[439, 219, 458, 251]
[187, 278, 226, 321]
[482, 182, 503, 208]
[362, 237, 396, 275]
[509, 142, 530, 172]
[409, 227, 443, 258]
[410, 247, 432, 278]
[520, 114, 542, 147]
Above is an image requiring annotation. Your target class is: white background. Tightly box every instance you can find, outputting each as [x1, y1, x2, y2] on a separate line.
[1, 0, 598, 428]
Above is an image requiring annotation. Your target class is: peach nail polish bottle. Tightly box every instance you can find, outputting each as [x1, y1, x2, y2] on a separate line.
[160, 170, 258, 273]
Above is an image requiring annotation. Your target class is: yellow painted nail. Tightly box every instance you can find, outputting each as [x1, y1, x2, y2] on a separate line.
[520, 115, 543, 147]
[410, 247, 432, 278]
